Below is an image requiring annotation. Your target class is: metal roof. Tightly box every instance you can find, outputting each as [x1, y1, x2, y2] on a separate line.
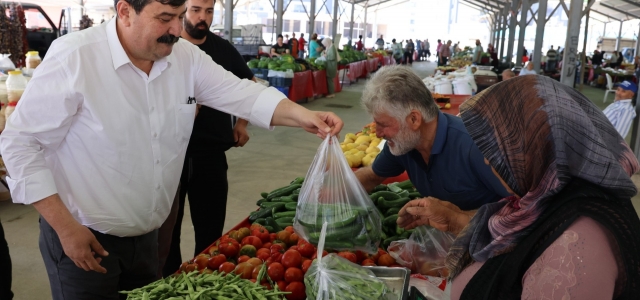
[351, 0, 411, 10]
[594, 0, 640, 22]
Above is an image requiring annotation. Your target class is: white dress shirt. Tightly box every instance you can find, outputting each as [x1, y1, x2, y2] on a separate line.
[518, 68, 538, 76]
[603, 99, 636, 138]
[0, 19, 286, 237]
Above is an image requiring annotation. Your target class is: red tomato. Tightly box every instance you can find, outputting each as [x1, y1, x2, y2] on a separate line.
[250, 223, 263, 231]
[362, 259, 377, 266]
[252, 227, 271, 243]
[262, 242, 272, 249]
[249, 279, 257, 283]
[297, 242, 315, 258]
[370, 248, 386, 264]
[288, 246, 298, 251]
[276, 280, 287, 292]
[252, 264, 267, 283]
[256, 248, 271, 261]
[193, 254, 210, 270]
[354, 250, 369, 264]
[285, 282, 306, 300]
[276, 231, 292, 245]
[260, 282, 272, 290]
[218, 241, 239, 258]
[237, 255, 251, 264]
[270, 244, 285, 262]
[270, 233, 277, 242]
[179, 262, 188, 272]
[284, 267, 304, 283]
[288, 233, 299, 246]
[337, 252, 357, 264]
[246, 257, 263, 267]
[207, 245, 219, 256]
[301, 259, 312, 273]
[281, 250, 302, 269]
[267, 262, 285, 281]
[311, 250, 329, 260]
[284, 226, 295, 234]
[185, 263, 197, 273]
[234, 262, 254, 279]
[218, 262, 235, 274]
[377, 254, 396, 267]
[207, 254, 227, 270]
[242, 236, 263, 249]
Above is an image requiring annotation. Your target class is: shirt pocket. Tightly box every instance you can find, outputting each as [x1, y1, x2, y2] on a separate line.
[175, 103, 196, 141]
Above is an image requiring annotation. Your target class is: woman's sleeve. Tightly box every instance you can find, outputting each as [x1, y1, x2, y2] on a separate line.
[521, 216, 619, 300]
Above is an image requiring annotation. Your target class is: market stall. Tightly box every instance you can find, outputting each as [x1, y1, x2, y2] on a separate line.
[287, 70, 314, 102]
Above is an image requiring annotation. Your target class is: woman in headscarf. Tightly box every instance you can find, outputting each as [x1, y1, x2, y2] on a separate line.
[322, 37, 338, 98]
[397, 75, 640, 299]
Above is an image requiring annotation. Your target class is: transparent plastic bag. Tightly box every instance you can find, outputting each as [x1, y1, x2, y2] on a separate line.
[294, 135, 382, 253]
[0, 54, 15, 71]
[304, 224, 390, 300]
[388, 226, 455, 277]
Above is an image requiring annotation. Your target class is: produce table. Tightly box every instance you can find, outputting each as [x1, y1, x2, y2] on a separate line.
[288, 70, 314, 102]
[366, 58, 379, 73]
[311, 70, 328, 96]
[438, 94, 471, 116]
[347, 61, 367, 82]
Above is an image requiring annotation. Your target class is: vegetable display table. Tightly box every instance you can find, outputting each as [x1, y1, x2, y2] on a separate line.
[288, 70, 314, 102]
[437, 94, 471, 116]
[366, 59, 379, 73]
[311, 70, 328, 96]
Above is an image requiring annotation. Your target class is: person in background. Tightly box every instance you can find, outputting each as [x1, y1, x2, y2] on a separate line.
[603, 80, 637, 139]
[376, 35, 385, 50]
[270, 34, 289, 56]
[472, 39, 483, 65]
[424, 39, 431, 61]
[322, 38, 338, 99]
[298, 33, 306, 59]
[404, 39, 415, 65]
[356, 65, 509, 212]
[396, 75, 640, 299]
[309, 33, 323, 59]
[288, 33, 299, 58]
[0, 0, 343, 297]
[592, 49, 603, 66]
[522, 46, 528, 60]
[162, 0, 255, 278]
[616, 50, 624, 68]
[391, 38, 404, 65]
[501, 69, 515, 80]
[545, 45, 557, 72]
[518, 61, 537, 76]
[436, 39, 443, 64]
[487, 43, 498, 69]
[0, 219, 12, 300]
[283, 34, 289, 45]
[415, 39, 422, 61]
[355, 35, 364, 51]
[438, 40, 452, 67]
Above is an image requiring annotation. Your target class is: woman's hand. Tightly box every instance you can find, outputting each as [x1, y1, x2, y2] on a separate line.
[397, 197, 472, 235]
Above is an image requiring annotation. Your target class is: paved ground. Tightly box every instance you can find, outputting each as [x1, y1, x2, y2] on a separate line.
[1, 61, 639, 299]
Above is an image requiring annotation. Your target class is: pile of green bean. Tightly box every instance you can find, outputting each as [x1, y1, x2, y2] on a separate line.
[120, 266, 289, 300]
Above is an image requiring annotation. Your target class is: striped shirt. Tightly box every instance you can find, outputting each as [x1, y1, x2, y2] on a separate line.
[603, 99, 636, 138]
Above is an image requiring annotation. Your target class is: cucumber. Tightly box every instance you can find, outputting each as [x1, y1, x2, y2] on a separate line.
[260, 202, 287, 209]
[297, 210, 359, 229]
[387, 183, 403, 193]
[383, 236, 402, 248]
[400, 230, 411, 239]
[270, 196, 295, 203]
[397, 190, 410, 198]
[372, 184, 389, 192]
[254, 218, 266, 225]
[256, 198, 266, 206]
[290, 177, 305, 185]
[379, 197, 411, 209]
[265, 217, 282, 233]
[382, 214, 398, 227]
[292, 188, 301, 196]
[249, 207, 275, 222]
[320, 241, 354, 250]
[309, 223, 364, 241]
[284, 202, 297, 211]
[385, 207, 400, 216]
[267, 184, 302, 199]
[260, 192, 269, 199]
[395, 179, 414, 190]
[273, 211, 296, 219]
[408, 192, 422, 199]
[370, 191, 400, 202]
[263, 225, 274, 233]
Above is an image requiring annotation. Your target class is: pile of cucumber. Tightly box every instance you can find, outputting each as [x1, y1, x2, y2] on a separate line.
[369, 180, 423, 249]
[249, 177, 304, 233]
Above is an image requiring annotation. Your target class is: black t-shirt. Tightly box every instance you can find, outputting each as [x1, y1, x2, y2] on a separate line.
[187, 31, 254, 154]
[271, 43, 288, 55]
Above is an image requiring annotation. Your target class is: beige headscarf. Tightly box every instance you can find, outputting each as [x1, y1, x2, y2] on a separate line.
[322, 38, 333, 48]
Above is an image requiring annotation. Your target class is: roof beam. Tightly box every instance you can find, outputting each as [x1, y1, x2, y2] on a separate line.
[471, 0, 504, 10]
[619, 0, 640, 9]
[590, 9, 623, 22]
[600, 3, 640, 19]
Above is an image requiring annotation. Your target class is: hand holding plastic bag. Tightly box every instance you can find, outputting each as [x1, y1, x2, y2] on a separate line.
[294, 135, 382, 253]
[388, 226, 455, 277]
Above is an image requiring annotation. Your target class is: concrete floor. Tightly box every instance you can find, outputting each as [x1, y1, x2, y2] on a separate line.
[1, 61, 640, 299]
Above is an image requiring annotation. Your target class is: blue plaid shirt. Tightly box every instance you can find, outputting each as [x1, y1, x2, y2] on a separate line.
[603, 99, 636, 138]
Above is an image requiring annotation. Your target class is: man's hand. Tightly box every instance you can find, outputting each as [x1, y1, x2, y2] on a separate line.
[233, 119, 250, 147]
[397, 197, 471, 235]
[57, 222, 109, 273]
[271, 100, 343, 139]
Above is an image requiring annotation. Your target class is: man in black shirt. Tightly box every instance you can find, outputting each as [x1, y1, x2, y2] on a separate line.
[271, 34, 289, 57]
[162, 0, 254, 277]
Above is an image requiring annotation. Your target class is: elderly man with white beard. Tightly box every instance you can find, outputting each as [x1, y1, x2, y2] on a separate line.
[355, 66, 510, 211]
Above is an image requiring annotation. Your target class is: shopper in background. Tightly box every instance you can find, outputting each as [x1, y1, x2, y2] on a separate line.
[355, 35, 364, 51]
[487, 43, 498, 69]
[501, 69, 515, 80]
[396, 76, 640, 299]
[518, 61, 537, 76]
[438, 40, 452, 67]
[297, 33, 306, 58]
[424, 39, 431, 61]
[391, 38, 404, 64]
[616, 50, 624, 68]
[472, 39, 483, 65]
[356, 65, 510, 212]
[404, 39, 415, 65]
[436, 39, 442, 64]
[0, 0, 343, 298]
[545, 45, 557, 72]
[283, 34, 289, 46]
[376, 34, 385, 50]
[322, 38, 338, 99]
[603, 80, 637, 139]
[309, 33, 323, 59]
[634, 56, 640, 82]
[270, 34, 289, 56]
[288, 32, 299, 58]
[592, 49, 603, 66]
[162, 0, 255, 278]
[415, 39, 421, 61]
[0, 220, 12, 300]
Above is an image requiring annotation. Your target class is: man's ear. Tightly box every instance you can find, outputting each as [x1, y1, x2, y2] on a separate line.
[116, 0, 133, 26]
[406, 110, 422, 130]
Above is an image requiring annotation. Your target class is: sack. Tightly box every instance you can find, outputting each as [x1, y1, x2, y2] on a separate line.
[0, 54, 15, 71]
[293, 135, 383, 253]
[388, 225, 455, 277]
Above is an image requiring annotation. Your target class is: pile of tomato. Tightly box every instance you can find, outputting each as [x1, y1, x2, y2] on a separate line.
[178, 224, 400, 300]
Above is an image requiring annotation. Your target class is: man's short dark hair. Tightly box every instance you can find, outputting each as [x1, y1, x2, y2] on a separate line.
[114, 0, 186, 14]
[359, 35, 362, 39]
[277, 34, 283, 39]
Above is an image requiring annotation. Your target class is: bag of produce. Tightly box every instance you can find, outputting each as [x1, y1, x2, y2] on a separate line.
[305, 226, 390, 300]
[294, 135, 382, 253]
[0, 54, 15, 72]
[387, 226, 455, 277]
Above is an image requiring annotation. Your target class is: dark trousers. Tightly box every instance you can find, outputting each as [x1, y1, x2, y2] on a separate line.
[163, 152, 228, 277]
[425, 50, 431, 58]
[438, 57, 449, 67]
[0, 220, 13, 300]
[403, 51, 414, 65]
[39, 218, 158, 300]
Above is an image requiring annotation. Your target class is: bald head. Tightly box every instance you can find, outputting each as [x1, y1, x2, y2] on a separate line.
[502, 69, 515, 80]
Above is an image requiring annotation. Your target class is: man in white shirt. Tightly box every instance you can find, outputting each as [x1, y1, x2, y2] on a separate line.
[0, 0, 342, 298]
[473, 39, 483, 65]
[518, 61, 537, 76]
[603, 80, 637, 138]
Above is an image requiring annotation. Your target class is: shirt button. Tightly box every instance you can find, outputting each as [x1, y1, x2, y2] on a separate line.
[156, 184, 161, 190]
[153, 132, 158, 138]
[155, 159, 160, 164]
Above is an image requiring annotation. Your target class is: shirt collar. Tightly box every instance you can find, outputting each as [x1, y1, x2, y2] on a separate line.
[431, 111, 448, 155]
[106, 18, 170, 73]
[616, 99, 632, 104]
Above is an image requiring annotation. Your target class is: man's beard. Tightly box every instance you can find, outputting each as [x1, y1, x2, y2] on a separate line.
[184, 19, 209, 40]
[388, 123, 421, 156]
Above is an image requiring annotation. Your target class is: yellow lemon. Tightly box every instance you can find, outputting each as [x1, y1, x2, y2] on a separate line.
[366, 146, 380, 154]
[349, 148, 360, 155]
[444, 103, 451, 109]
[340, 145, 348, 152]
[362, 155, 373, 166]
[344, 138, 355, 144]
[354, 135, 372, 145]
[346, 143, 357, 150]
[356, 144, 368, 151]
[345, 133, 357, 141]
[354, 151, 366, 159]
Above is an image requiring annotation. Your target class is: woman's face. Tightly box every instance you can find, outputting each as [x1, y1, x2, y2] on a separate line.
[484, 158, 517, 196]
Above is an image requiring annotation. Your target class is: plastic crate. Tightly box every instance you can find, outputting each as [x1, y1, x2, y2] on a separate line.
[268, 77, 293, 87]
[250, 68, 261, 75]
[260, 69, 269, 78]
[275, 86, 290, 97]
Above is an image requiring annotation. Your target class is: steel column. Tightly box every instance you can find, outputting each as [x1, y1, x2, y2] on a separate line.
[309, 0, 316, 36]
[533, 0, 547, 73]
[363, 5, 368, 46]
[224, 0, 233, 41]
[635, 22, 640, 59]
[616, 20, 624, 51]
[579, 9, 590, 91]
[276, 0, 284, 35]
[500, 6, 507, 60]
[506, 0, 520, 64]
[630, 86, 640, 159]
[517, 0, 529, 66]
[332, 0, 339, 41]
[349, 1, 355, 42]
[560, 0, 583, 86]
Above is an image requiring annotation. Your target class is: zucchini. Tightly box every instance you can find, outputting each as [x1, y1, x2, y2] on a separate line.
[284, 202, 297, 211]
[267, 184, 302, 199]
[273, 211, 296, 219]
[378, 197, 411, 209]
[370, 191, 400, 202]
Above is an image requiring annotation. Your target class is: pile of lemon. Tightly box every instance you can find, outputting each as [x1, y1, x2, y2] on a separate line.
[340, 132, 382, 168]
